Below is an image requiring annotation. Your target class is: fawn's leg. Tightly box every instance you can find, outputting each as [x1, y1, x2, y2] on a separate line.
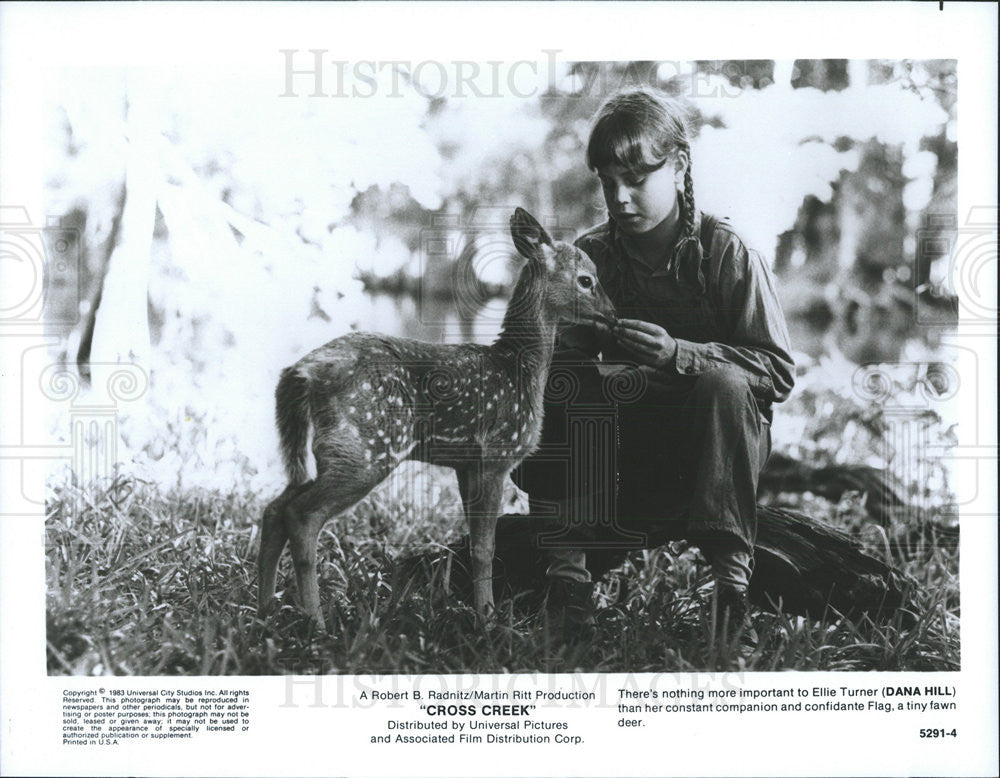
[257, 485, 303, 614]
[457, 465, 509, 622]
[285, 475, 378, 628]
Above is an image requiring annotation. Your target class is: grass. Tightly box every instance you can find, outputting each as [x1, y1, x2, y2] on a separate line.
[45, 469, 959, 676]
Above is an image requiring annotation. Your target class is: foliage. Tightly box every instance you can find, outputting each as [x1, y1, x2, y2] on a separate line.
[771, 352, 958, 525]
[46, 404, 959, 675]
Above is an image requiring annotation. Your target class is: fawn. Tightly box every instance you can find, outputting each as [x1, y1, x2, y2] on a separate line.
[257, 208, 616, 629]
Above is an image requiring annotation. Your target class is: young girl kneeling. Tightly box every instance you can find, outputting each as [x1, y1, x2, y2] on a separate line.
[516, 87, 795, 641]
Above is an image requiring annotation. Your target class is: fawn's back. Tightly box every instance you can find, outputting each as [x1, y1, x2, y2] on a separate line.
[279, 207, 615, 486]
[288, 332, 546, 476]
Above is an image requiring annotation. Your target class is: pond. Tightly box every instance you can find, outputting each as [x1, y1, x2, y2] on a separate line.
[351, 290, 954, 366]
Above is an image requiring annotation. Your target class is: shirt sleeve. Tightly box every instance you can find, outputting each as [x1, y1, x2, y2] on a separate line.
[671, 241, 796, 403]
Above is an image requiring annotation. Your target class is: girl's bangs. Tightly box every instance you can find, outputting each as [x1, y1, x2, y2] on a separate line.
[587, 115, 666, 174]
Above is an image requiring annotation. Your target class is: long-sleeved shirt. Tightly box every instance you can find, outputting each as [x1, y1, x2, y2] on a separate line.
[559, 211, 795, 413]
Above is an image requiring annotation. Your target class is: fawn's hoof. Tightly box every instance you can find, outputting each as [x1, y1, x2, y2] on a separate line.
[256, 593, 281, 620]
[475, 603, 499, 630]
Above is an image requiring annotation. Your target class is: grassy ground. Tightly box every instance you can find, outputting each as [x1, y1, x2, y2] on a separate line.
[45, 469, 959, 676]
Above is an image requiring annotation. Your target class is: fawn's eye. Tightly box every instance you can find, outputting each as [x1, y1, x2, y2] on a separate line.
[577, 275, 594, 290]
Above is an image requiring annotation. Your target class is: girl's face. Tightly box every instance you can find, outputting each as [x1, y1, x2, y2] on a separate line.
[596, 154, 686, 237]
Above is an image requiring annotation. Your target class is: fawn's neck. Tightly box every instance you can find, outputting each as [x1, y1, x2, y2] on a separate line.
[494, 272, 558, 399]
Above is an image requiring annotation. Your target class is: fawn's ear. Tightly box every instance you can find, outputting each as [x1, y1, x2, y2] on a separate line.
[510, 208, 553, 261]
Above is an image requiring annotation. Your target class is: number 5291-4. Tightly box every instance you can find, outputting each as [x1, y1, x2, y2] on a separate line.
[920, 728, 957, 738]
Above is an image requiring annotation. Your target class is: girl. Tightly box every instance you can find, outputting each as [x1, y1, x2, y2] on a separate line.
[514, 87, 795, 641]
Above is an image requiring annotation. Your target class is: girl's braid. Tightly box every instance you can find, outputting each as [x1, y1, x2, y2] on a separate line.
[678, 150, 707, 293]
[681, 151, 698, 243]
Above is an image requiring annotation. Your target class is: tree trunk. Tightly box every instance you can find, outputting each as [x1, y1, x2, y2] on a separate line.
[758, 452, 908, 525]
[83, 73, 158, 383]
[395, 504, 915, 624]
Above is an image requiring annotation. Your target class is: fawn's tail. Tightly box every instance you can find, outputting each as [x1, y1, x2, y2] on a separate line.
[275, 366, 310, 486]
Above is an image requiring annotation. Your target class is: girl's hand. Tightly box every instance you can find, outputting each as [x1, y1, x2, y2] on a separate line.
[613, 318, 678, 368]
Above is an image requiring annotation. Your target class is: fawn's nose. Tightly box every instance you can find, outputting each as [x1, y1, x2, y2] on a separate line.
[597, 287, 616, 322]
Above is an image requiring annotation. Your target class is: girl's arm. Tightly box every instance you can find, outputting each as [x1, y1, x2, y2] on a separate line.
[611, 231, 795, 404]
[671, 239, 796, 404]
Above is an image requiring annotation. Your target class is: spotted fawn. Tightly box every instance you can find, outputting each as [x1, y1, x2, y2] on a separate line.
[257, 208, 616, 628]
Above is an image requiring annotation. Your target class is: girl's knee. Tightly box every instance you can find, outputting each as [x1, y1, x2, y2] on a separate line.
[693, 367, 753, 404]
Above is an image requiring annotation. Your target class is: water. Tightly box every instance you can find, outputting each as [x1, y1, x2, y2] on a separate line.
[358, 291, 950, 365]
[349, 292, 507, 346]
